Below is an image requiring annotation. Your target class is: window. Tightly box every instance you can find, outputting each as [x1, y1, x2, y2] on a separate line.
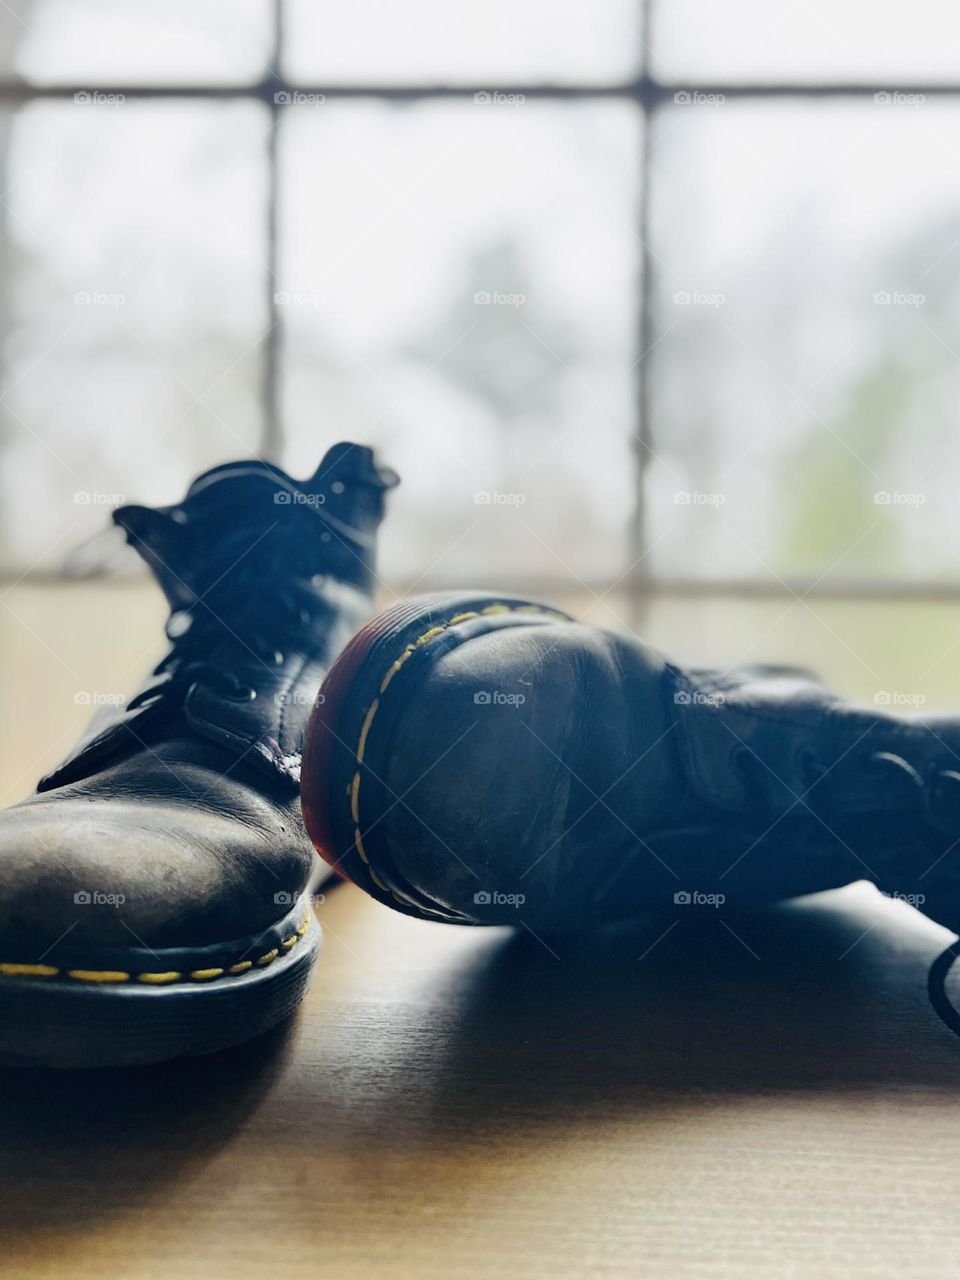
[3, 0, 960, 757]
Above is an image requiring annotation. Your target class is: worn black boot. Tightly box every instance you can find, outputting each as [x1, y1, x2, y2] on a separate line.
[0, 442, 396, 1068]
[302, 591, 960, 941]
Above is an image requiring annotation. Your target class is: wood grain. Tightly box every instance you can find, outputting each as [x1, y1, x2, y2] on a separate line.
[1, 880, 958, 1279]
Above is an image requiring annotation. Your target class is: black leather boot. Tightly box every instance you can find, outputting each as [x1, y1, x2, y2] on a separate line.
[0, 442, 396, 1068]
[302, 591, 960, 941]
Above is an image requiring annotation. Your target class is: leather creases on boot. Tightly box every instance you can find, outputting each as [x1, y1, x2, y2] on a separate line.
[301, 591, 960, 941]
[0, 441, 397, 1069]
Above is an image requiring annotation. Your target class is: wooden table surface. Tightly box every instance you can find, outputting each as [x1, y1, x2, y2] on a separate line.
[2, 879, 959, 1279]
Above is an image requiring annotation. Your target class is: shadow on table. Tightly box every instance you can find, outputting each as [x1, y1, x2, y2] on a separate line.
[1, 883, 958, 1267]
[0, 1006, 298, 1243]
[357, 887, 960, 1151]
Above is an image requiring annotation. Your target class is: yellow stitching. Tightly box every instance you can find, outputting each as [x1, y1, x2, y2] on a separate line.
[68, 969, 130, 984]
[350, 770, 361, 823]
[350, 603, 565, 898]
[357, 699, 379, 763]
[415, 625, 446, 645]
[379, 645, 415, 694]
[367, 865, 389, 892]
[1, 912, 315, 986]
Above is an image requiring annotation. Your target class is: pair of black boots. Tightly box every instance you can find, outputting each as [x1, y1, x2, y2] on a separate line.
[1, 444, 957, 1067]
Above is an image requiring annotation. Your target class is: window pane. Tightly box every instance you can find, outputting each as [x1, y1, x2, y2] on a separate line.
[11, 0, 272, 86]
[285, 0, 641, 85]
[643, 595, 960, 714]
[654, 0, 960, 84]
[279, 100, 640, 584]
[645, 101, 960, 582]
[0, 102, 268, 568]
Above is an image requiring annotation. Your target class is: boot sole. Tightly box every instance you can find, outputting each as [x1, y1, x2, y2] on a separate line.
[301, 591, 568, 922]
[0, 894, 321, 1069]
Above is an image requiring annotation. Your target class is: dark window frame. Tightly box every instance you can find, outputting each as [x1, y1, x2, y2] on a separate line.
[0, 0, 951, 602]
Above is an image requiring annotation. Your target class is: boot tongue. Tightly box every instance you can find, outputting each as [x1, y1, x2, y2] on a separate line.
[113, 444, 397, 615]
